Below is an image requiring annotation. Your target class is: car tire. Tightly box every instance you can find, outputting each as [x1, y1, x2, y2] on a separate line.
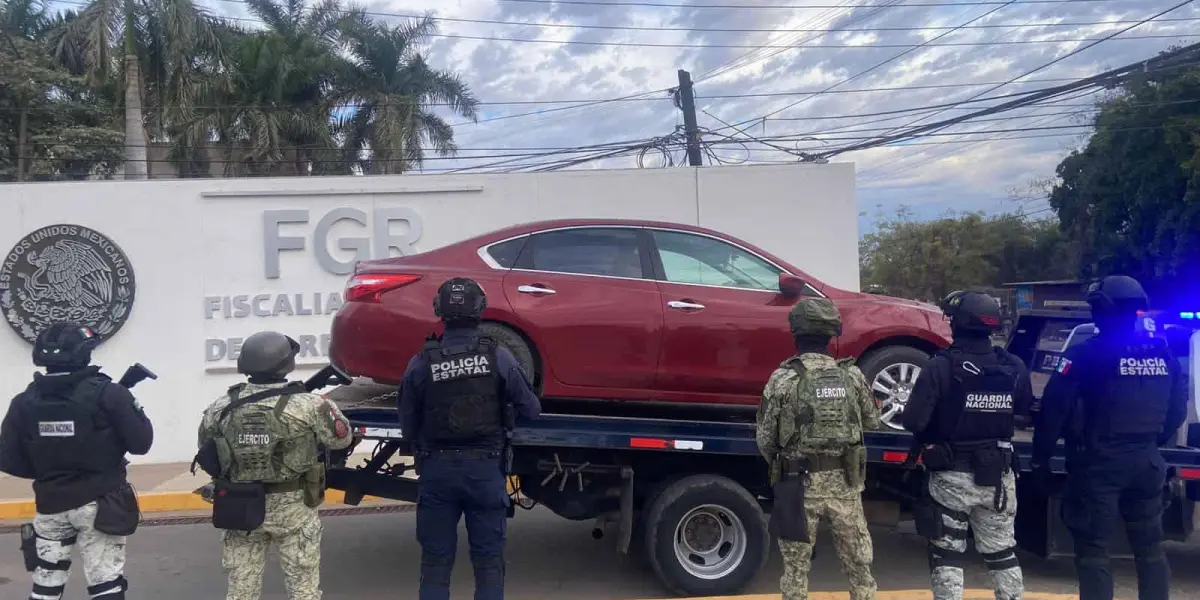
[478, 322, 539, 389]
[857, 345, 931, 430]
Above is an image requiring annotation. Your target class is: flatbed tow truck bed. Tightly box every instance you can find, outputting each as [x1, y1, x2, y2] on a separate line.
[326, 402, 1200, 598]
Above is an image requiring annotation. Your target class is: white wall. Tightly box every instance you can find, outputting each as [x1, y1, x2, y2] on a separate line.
[0, 163, 857, 463]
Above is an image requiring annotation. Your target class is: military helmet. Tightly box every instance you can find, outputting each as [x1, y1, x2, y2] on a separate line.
[940, 290, 1001, 333]
[1086, 275, 1148, 317]
[433, 277, 487, 321]
[33, 322, 99, 370]
[238, 331, 300, 378]
[788, 298, 843, 337]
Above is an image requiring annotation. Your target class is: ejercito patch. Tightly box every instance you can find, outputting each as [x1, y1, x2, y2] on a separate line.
[38, 421, 75, 437]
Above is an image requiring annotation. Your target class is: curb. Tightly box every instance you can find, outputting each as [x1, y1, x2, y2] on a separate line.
[0, 488, 385, 521]
[643, 592, 1078, 600]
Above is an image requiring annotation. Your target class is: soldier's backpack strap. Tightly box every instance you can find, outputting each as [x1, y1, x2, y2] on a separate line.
[783, 356, 807, 381]
[217, 383, 302, 423]
[835, 357, 856, 369]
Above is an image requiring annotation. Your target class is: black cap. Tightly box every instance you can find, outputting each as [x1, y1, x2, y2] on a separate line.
[33, 322, 99, 370]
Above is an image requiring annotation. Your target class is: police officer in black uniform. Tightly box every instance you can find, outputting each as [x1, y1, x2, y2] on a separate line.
[903, 291, 1033, 600]
[0, 322, 154, 600]
[399, 278, 541, 600]
[1033, 275, 1188, 600]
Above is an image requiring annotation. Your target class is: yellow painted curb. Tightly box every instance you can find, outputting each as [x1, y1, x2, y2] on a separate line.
[641, 592, 1078, 600]
[0, 489, 387, 521]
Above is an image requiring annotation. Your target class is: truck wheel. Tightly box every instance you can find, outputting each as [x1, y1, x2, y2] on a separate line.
[858, 345, 930, 431]
[478, 322, 538, 388]
[643, 474, 768, 597]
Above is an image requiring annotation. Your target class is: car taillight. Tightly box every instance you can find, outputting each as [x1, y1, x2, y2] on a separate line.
[345, 273, 421, 303]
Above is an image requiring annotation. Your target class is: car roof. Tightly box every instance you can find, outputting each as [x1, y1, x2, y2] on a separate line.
[474, 218, 718, 241]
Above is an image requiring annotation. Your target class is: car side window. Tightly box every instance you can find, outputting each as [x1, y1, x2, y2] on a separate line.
[521, 228, 646, 279]
[485, 236, 527, 269]
[651, 230, 782, 291]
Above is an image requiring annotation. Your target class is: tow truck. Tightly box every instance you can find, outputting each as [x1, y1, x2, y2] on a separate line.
[321, 291, 1200, 597]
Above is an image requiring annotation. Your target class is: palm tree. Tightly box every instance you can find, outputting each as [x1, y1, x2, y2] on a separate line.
[339, 15, 478, 174]
[53, 0, 226, 179]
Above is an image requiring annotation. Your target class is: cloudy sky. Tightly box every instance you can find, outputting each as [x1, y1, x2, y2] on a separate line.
[203, 0, 1198, 230]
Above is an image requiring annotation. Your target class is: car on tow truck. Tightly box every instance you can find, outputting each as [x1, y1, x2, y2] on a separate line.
[329, 218, 951, 429]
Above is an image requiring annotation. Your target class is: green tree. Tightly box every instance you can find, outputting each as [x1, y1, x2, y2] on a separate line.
[52, 0, 227, 179]
[339, 15, 478, 174]
[1048, 55, 1200, 302]
[859, 207, 1077, 301]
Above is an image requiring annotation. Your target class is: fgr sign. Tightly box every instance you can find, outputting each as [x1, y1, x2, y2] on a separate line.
[263, 207, 423, 278]
[0, 224, 136, 343]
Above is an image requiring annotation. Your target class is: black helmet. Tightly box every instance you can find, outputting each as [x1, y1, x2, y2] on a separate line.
[433, 278, 487, 322]
[33, 322, 100, 370]
[940, 290, 1001, 333]
[1086, 275, 1148, 317]
[237, 331, 300, 378]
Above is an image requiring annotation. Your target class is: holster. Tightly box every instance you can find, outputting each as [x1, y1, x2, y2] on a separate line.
[920, 444, 954, 471]
[20, 522, 37, 572]
[912, 479, 943, 540]
[771, 471, 809, 543]
[211, 480, 267, 532]
[302, 464, 326, 508]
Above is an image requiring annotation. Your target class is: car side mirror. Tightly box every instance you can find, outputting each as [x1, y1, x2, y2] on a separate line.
[779, 273, 808, 298]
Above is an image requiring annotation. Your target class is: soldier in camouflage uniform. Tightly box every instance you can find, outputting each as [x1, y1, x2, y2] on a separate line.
[756, 298, 880, 600]
[903, 291, 1032, 600]
[196, 331, 354, 600]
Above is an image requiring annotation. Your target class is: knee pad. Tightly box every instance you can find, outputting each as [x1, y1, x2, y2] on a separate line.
[420, 555, 454, 587]
[980, 546, 1020, 571]
[87, 575, 127, 599]
[472, 555, 505, 588]
[928, 543, 967, 570]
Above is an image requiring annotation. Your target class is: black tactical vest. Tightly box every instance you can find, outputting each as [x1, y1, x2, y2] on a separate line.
[941, 347, 1019, 445]
[420, 337, 503, 446]
[21, 375, 125, 481]
[1080, 337, 1173, 440]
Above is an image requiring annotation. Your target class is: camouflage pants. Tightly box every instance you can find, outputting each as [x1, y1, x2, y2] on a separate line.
[222, 490, 322, 600]
[927, 470, 1023, 600]
[31, 502, 128, 599]
[778, 496, 877, 600]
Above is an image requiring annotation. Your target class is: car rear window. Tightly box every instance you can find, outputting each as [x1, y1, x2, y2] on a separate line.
[485, 237, 527, 269]
[524, 228, 644, 278]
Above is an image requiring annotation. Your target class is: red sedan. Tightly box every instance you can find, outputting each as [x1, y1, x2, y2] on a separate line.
[329, 219, 951, 429]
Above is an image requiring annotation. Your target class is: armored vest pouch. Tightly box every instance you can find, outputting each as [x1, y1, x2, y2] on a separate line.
[948, 348, 1018, 443]
[94, 482, 140, 536]
[785, 360, 861, 455]
[211, 479, 266, 532]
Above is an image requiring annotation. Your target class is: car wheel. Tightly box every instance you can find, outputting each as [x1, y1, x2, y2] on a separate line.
[478, 322, 539, 389]
[857, 345, 931, 431]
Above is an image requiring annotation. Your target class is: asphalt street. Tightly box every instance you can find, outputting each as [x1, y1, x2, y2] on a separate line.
[0, 507, 1196, 599]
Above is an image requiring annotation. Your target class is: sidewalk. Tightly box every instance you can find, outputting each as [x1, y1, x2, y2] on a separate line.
[0, 451, 407, 521]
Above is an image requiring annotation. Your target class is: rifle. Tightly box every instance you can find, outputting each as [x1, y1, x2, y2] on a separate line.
[302, 364, 353, 393]
[117, 363, 158, 389]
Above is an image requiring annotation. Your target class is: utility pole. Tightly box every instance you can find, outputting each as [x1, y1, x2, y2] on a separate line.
[675, 69, 704, 167]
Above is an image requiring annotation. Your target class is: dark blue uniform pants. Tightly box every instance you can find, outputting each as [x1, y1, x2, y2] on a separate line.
[417, 451, 509, 600]
[1062, 448, 1169, 600]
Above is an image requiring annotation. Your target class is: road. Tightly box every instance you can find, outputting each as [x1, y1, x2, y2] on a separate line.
[0, 507, 1196, 599]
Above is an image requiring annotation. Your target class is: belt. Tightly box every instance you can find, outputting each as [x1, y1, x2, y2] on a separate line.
[782, 454, 843, 474]
[263, 479, 302, 494]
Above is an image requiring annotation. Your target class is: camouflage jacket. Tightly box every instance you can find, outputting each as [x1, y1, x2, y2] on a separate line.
[197, 382, 354, 482]
[756, 353, 881, 498]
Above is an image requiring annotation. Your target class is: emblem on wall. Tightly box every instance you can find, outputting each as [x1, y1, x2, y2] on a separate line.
[0, 224, 137, 344]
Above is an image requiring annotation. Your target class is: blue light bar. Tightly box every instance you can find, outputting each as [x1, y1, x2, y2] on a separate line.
[1182, 312, 1196, 319]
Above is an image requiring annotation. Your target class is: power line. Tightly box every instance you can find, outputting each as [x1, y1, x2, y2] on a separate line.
[492, 0, 1126, 9]
[822, 1, 1200, 158]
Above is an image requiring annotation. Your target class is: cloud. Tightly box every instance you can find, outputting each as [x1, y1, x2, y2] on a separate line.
[194, 0, 1200, 231]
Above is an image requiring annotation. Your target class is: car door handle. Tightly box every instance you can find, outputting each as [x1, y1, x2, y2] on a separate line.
[517, 285, 556, 295]
[667, 300, 705, 310]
